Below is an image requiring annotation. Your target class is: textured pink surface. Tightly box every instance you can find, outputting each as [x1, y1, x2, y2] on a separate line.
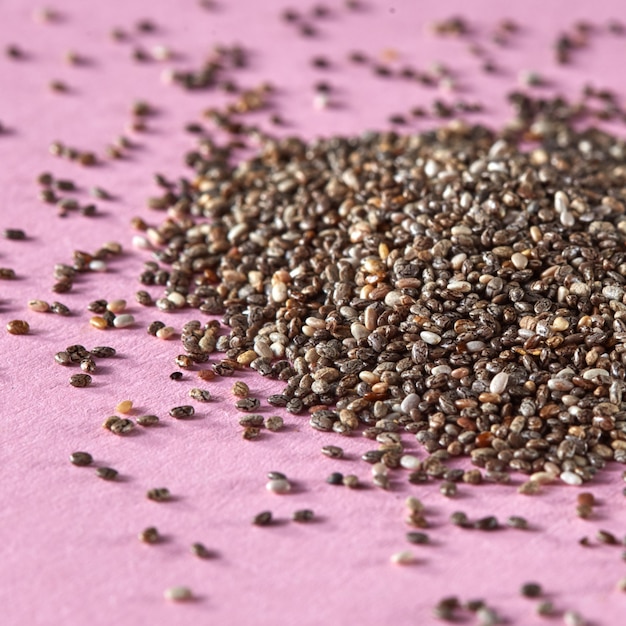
[2, 1, 626, 625]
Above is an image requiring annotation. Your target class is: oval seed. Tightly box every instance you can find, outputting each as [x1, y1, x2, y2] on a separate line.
[70, 374, 92, 388]
[235, 397, 261, 412]
[265, 415, 284, 431]
[116, 400, 133, 414]
[137, 414, 160, 426]
[266, 478, 291, 494]
[28, 299, 50, 312]
[253, 511, 273, 526]
[292, 509, 314, 522]
[232, 381, 250, 397]
[70, 451, 93, 466]
[140, 527, 160, 544]
[6, 320, 29, 335]
[96, 467, 118, 480]
[113, 314, 135, 328]
[520, 582, 542, 598]
[321, 445, 344, 459]
[169, 405, 195, 419]
[390, 550, 416, 565]
[164, 586, 192, 602]
[106, 299, 126, 313]
[189, 388, 211, 402]
[147, 488, 171, 502]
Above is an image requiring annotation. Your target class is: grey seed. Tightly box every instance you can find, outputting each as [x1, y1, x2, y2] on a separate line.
[326, 472, 343, 485]
[439, 481, 457, 497]
[137, 414, 160, 426]
[507, 516, 529, 529]
[69, 373, 92, 387]
[239, 414, 264, 427]
[292, 509, 314, 522]
[70, 451, 93, 466]
[267, 471, 287, 480]
[406, 532, 429, 544]
[474, 516, 499, 531]
[147, 488, 171, 502]
[54, 351, 71, 366]
[253, 511, 273, 526]
[235, 397, 261, 412]
[535, 601, 554, 616]
[140, 527, 160, 544]
[96, 467, 118, 480]
[189, 388, 211, 402]
[169, 405, 195, 419]
[450, 511, 470, 527]
[90, 346, 116, 358]
[321, 445, 343, 459]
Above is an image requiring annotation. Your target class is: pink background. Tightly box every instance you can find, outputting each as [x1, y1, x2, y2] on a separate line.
[2, 1, 626, 624]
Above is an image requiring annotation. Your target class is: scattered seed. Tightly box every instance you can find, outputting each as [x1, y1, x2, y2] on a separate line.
[189, 388, 211, 402]
[253, 511, 273, 526]
[191, 542, 212, 558]
[292, 509, 314, 522]
[140, 527, 160, 544]
[266, 478, 291, 494]
[7, 320, 29, 335]
[232, 381, 250, 397]
[390, 550, 415, 565]
[265, 415, 284, 431]
[164, 586, 192, 602]
[147, 488, 171, 502]
[169, 405, 195, 419]
[70, 451, 93, 467]
[326, 472, 343, 485]
[321, 445, 343, 459]
[96, 467, 118, 481]
[520, 582, 542, 598]
[235, 397, 261, 412]
[69, 373, 92, 387]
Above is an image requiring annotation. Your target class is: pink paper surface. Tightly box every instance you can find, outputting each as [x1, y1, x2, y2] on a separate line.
[2, 1, 626, 625]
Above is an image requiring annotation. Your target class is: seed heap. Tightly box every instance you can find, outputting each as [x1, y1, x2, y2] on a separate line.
[135, 94, 626, 486]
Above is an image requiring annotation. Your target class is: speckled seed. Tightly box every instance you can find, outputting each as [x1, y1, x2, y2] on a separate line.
[70, 374, 92, 388]
[140, 527, 160, 544]
[321, 445, 343, 459]
[239, 414, 264, 427]
[116, 400, 133, 414]
[164, 586, 192, 602]
[236, 397, 261, 412]
[70, 451, 93, 466]
[265, 415, 284, 431]
[113, 314, 135, 328]
[343, 474, 359, 488]
[474, 516, 499, 531]
[189, 388, 211, 402]
[28, 299, 50, 312]
[390, 550, 415, 565]
[7, 320, 29, 335]
[292, 509, 314, 522]
[440, 481, 457, 497]
[253, 511, 273, 526]
[105, 417, 135, 434]
[266, 478, 291, 494]
[137, 414, 160, 426]
[232, 381, 250, 397]
[96, 467, 118, 480]
[54, 351, 71, 365]
[91, 346, 116, 358]
[169, 405, 195, 419]
[450, 511, 470, 527]
[147, 488, 171, 502]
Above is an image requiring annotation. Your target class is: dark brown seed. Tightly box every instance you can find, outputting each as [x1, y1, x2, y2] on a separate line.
[3, 228, 26, 240]
[170, 371, 183, 380]
[0, 268, 16, 280]
[292, 509, 314, 522]
[191, 542, 212, 558]
[96, 467, 118, 480]
[450, 511, 470, 527]
[406, 532, 429, 544]
[474, 516, 499, 531]
[147, 488, 171, 502]
[70, 373, 92, 387]
[70, 451, 93, 466]
[140, 527, 160, 543]
[50, 301, 70, 316]
[253, 511, 273, 526]
[597, 529, 618, 545]
[6, 320, 29, 335]
[90, 346, 116, 358]
[169, 405, 195, 419]
[520, 582, 542, 598]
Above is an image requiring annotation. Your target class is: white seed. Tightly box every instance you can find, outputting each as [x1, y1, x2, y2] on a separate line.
[390, 550, 415, 565]
[89, 260, 107, 272]
[400, 454, 421, 470]
[583, 368, 609, 380]
[510, 252, 528, 270]
[107, 299, 127, 313]
[164, 586, 193, 602]
[151, 44, 172, 61]
[447, 280, 471, 293]
[420, 331, 441, 345]
[271, 282, 288, 303]
[400, 393, 420, 414]
[156, 326, 175, 340]
[113, 314, 135, 328]
[560, 471, 583, 486]
[490, 371, 509, 395]
[266, 478, 291, 494]
[563, 610, 585, 626]
[132, 235, 151, 250]
[554, 190, 569, 213]
[351, 322, 369, 340]
[28, 299, 49, 312]
[167, 292, 186, 308]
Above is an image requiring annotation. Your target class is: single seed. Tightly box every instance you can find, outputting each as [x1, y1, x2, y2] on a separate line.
[170, 371, 183, 380]
[96, 467, 118, 481]
[343, 474, 359, 488]
[147, 488, 171, 502]
[321, 445, 343, 459]
[69, 373, 92, 388]
[265, 415, 284, 431]
[70, 451, 93, 467]
[140, 527, 160, 544]
[266, 478, 291, 494]
[50, 301, 70, 316]
[137, 414, 160, 426]
[91, 346, 116, 358]
[189, 388, 211, 402]
[169, 405, 195, 419]
[450, 511, 470, 527]
[577, 492, 595, 507]
[474, 516, 499, 531]
[28, 300, 50, 312]
[80, 358, 96, 373]
[113, 314, 135, 328]
[89, 316, 108, 330]
[3, 228, 26, 240]
[507, 516, 529, 530]
[535, 601, 554, 616]
[406, 531, 429, 544]
[236, 397, 261, 412]
[440, 481, 457, 497]
[390, 550, 415, 565]
[232, 381, 250, 397]
[520, 582, 542, 598]
[116, 400, 133, 414]
[7, 320, 29, 335]
[326, 472, 343, 485]
[253, 511, 273, 526]
[191, 542, 212, 558]
[292, 509, 314, 522]
[164, 587, 192, 602]
[156, 326, 175, 339]
[597, 529, 618, 545]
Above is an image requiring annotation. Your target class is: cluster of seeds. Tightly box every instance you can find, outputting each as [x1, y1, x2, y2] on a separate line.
[134, 93, 626, 491]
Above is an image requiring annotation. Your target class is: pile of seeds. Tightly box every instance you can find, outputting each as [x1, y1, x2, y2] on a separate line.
[136, 94, 626, 486]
